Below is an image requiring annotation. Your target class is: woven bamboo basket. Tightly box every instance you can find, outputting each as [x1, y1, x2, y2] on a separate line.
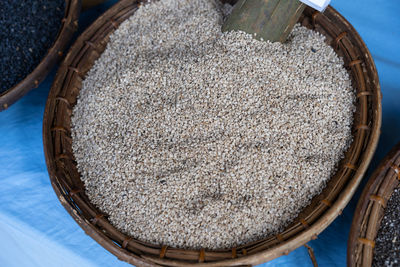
[0, 0, 80, 111]
[348, 142, 400, 267]
[43, 0, 381, 266]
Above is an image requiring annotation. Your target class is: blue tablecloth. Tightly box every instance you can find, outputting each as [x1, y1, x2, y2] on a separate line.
[1, 1, 399, 266]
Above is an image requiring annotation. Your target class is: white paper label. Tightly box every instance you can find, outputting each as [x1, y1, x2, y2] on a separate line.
[299, 0, 331, 12]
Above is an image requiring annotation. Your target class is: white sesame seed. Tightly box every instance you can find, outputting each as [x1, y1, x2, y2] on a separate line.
[71, 0, 355, 250]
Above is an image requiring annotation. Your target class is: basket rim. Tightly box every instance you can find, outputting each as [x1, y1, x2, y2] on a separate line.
[43, 1, 382, 266]
[347, 142, 400, 267]
[0, 0, 81, 111]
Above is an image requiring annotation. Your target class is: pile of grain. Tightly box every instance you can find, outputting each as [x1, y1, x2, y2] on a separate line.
[373, 187, 400, 266]
[72, 0, 355, 249]
[0, 0, 65, 92]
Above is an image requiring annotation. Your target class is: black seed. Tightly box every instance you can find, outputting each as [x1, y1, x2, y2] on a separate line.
[373, 187, 400, 266]
[0, 0, 65, 93]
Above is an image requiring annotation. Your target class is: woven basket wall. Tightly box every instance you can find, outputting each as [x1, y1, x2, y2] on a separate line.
[43, 0, 381, 266]
[348, 142, 400, 267]
[0, 0, 81, 111]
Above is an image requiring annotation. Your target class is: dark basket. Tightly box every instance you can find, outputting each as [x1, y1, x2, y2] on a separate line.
[348, 142, 400, 267]
[43, 1, 381, 266]
[0, 0, 81, 111]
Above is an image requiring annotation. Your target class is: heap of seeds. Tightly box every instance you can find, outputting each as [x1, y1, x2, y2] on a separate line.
[0, 0, 65, 93]
[72, 0, 355, 249]
[373, 187, 400, 266]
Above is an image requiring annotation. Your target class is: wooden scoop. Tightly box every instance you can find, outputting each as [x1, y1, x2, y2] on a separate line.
[222, 0, 306, 43]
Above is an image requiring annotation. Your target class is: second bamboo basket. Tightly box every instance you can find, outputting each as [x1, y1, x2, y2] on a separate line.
[0, 0, 80, 111]
[348, 142, 400, 267]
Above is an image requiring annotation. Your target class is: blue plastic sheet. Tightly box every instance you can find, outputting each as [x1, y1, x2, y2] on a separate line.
[0, 0, 399, 266]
